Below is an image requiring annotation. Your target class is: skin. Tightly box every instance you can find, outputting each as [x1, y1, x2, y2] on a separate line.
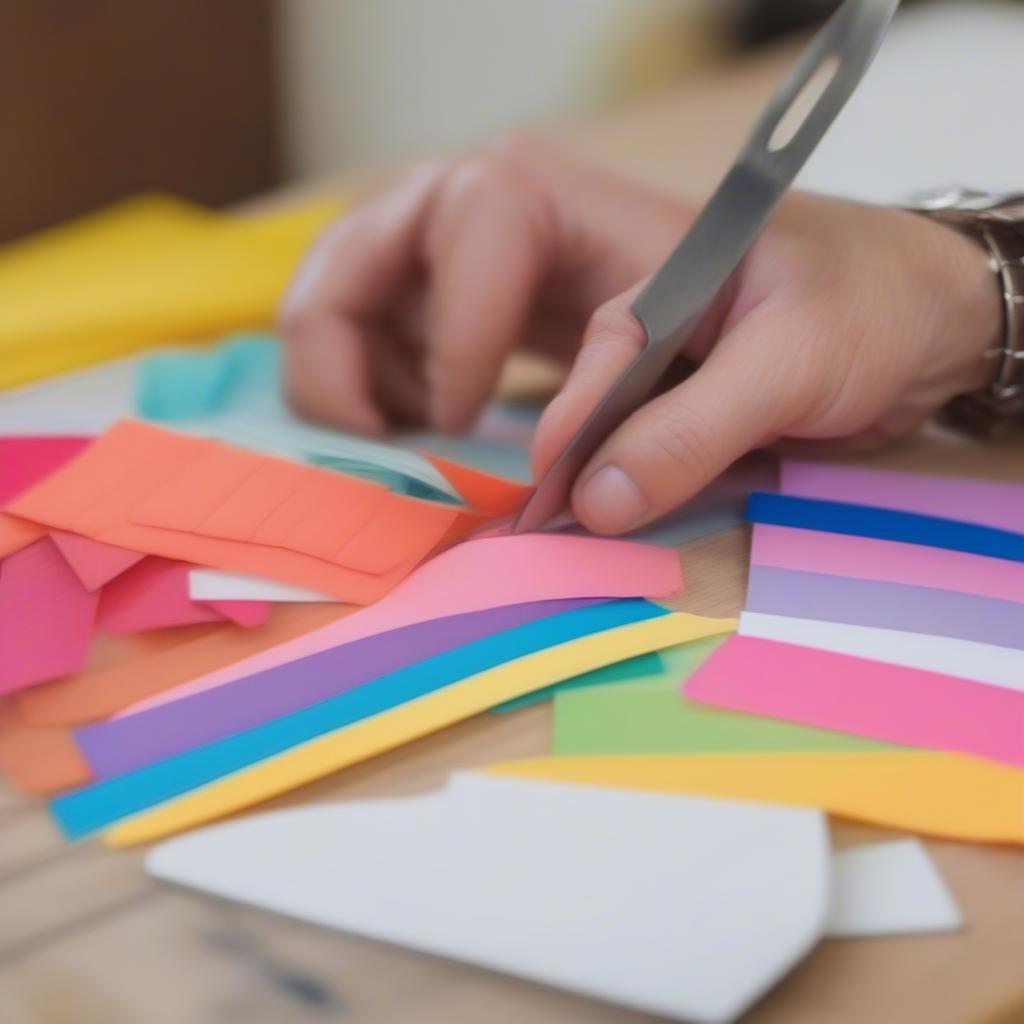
[280, 137, 1002, 534]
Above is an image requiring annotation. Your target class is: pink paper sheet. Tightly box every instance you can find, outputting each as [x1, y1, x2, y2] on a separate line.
[0, 538, 98, 692]
[50, 531, 145, 591]
[782, 462, 1024, 533]
[96, 558, 269, 634]
[685, 636, 1024, 769]
[751, 525, 1024, 606]
[118, 533, 683, 716]
[0, 437, 92, 505]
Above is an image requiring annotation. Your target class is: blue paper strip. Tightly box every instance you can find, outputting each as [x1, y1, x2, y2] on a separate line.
[52, 599, 669, 839]
[746, 492, 1024, 564]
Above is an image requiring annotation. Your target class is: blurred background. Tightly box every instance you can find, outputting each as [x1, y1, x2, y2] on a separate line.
[1, 0, 1020, 243]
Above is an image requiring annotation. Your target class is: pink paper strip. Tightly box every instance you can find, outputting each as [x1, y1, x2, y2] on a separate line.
[203, 599, 271, 629]
[118, 533, 683, 716]
[50, 531, 145, 591]
[685, 635, 1024, 768]
[0, 538, 98, 692]
[751, 525, 1024, 606]
[782, 462, 1024, 533]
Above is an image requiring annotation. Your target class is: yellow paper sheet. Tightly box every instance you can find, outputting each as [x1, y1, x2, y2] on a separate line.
[483, 753, 1024, 845]
[0, 194, 344, 389]
[103, 612, 735, 846]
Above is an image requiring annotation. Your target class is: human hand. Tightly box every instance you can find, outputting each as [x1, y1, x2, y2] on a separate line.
[281, 140, 1001, 534]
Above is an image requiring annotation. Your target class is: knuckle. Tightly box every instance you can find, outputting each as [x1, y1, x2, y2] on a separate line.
[650, 402, 721, 475]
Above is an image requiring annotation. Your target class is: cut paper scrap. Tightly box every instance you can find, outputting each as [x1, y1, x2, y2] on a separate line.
[14, 604, 350, 727]
[8, 420, 527, 601]
[554, 639, 895, 756]
[484, 752, 1024, 845]
[0, 193, 346, 389]
[77, 599, 601, 779]
[0, 513, 45, 558]
[122, 533, 683, 717]
[751, 524, 1024, 606]
[746, 492, 1024, 565]
[189, 569, 336, 604]
[0, 436, 92, 503]
[55, 599, 672, 837]
[146, 773, 830, 1024]
[491, 652, 665, 714]
[781, 461, 1024, 533]
[49, 532, 144, 591]
[827, 840, 962, 938]
[95, 557, 270, 634]
[100, 609, 717, 846]
[0, 538, 98, 693]
[0, 712, 89, 796]
[747, 565, 1024, 653]
[740, 612, 1024, 695]
[684, 636, 1024, 769]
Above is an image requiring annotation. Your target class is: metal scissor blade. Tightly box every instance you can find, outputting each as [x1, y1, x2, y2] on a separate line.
[514, 0, 898, 534]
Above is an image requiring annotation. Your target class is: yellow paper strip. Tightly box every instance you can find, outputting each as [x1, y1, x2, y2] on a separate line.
[103, 612, 735, 846]
[483, 753, 1024, 845]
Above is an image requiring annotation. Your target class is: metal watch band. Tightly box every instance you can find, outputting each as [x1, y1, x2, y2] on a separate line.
[908, 189, 1024, 433]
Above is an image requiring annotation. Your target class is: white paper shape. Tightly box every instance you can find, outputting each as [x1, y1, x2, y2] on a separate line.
[826, 840, 963, 938]
[739, 612, 1024, 695]
[189, 568, 338, 603]
[147, 772, 831, 1024]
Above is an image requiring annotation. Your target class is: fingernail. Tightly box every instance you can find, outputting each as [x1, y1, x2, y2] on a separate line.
[578, 465, 649, 534]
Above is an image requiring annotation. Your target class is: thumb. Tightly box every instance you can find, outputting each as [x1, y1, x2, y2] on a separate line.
[569, 318, 794, 534]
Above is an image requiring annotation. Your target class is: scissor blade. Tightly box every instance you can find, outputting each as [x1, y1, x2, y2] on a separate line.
[514, 0, 898, 534]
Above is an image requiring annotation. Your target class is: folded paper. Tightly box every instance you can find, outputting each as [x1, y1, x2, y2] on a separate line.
[685, 636, 1024, 768]
[484, 752, 1024, 844]
[101, 610, 718, 845]
[0, 436, 91, 504]
[747, 565, 1024, 653]
[121, 533, 683, 716]
[8, 420, 529, 600]
[747, 492, 1024, 564]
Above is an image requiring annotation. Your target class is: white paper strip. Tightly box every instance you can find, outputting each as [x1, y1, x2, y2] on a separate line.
[739, 612, 1024, 694]
[189, 569, 338, 604]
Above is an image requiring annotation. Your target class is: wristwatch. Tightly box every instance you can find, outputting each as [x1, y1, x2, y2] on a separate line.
[907, 187, 1024, 435]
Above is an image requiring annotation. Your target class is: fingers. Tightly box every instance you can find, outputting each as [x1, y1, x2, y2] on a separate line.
[423, 156, 552, 432]
[279, 163, 446, 433]
[529, 289, 648, 480]
[568, 311, 802, 534]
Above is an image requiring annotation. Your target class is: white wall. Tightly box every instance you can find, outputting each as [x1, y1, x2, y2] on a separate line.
[279, 0, 707, 180]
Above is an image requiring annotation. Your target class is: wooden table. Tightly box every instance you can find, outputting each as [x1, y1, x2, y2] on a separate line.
[2, 39, 1023, 1024]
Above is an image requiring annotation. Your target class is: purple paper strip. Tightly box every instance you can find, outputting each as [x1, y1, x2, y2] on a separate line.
[747, 566, 1024, 652]
[77, 598, 598, 779]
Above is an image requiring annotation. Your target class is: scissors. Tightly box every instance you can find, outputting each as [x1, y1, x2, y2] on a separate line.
[514, 0, 899, 534]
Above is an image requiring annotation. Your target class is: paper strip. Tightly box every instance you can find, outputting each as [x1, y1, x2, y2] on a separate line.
[781, 461, 1024, 532]
[189, 569, 336, 603]
[0, 538, 98, 693]
[14, 605, 350, 727]
[751, 524, 1024, 606]
[121, 533, 683, 716]
[553, 640, 895, 756]
[747, 565, 1024, 652]
[55, 600, 669, 837]
[826, 840, 962, 937]
[684, 636, 1024, 768]
[746, 492, 1024, 564]
[77, 599, 600, 778]
[740, 611, 1024, 694]
[483, 752, 1024, 845]
[101, 611, 720, 845]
